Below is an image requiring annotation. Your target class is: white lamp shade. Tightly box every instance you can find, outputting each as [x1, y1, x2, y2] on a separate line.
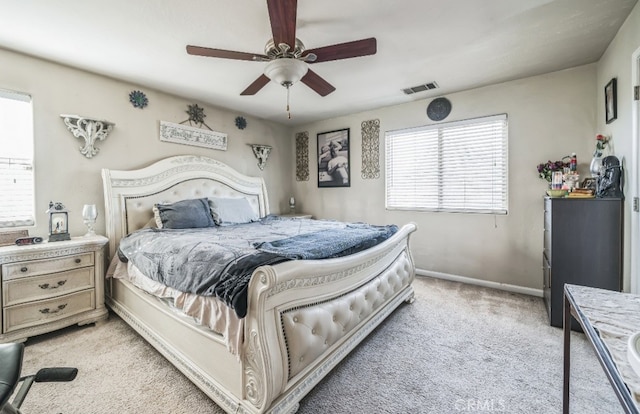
[264, 58, 308, 86]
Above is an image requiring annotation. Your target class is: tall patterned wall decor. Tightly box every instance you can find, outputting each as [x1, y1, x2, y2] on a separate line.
[295, 131, 309, 181]
[361, 119, 380, 179]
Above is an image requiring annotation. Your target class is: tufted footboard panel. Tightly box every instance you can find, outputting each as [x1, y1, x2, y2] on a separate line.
[280, 250, 413, 380]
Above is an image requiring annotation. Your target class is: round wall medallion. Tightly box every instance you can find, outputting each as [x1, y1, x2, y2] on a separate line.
[235, 116, 247, 130]
[426, 97, 452, 121]
[129, 90, 148, 109]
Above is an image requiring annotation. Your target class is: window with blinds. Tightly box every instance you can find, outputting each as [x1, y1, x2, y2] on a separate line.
[0, 90, 34, 228]
[385, 114, 508, 214]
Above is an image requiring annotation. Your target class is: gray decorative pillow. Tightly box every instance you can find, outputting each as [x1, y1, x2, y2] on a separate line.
[209, 197, 259, 226]
[152, 198, 215, 229]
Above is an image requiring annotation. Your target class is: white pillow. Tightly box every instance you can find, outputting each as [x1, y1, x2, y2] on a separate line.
[209, 197, 259, 226]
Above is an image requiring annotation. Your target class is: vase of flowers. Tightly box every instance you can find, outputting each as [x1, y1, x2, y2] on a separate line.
[536, 159, 569, 183]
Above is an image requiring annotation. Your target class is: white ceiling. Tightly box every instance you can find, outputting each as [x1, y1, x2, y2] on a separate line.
[0, 0, 636, 125]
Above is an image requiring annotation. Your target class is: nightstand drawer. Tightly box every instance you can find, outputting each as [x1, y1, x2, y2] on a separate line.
[2, 252, 94, 281]
[3, 290, 95, 333]
[3, 267, 95, 306]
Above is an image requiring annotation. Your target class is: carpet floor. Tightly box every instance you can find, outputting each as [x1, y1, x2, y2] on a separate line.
[15, 276, 623, 413]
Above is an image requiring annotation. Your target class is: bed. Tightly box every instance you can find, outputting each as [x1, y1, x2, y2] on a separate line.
[101, 155, 417, 414]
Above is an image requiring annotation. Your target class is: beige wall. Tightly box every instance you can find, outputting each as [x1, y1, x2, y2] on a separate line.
[291, 65, 597, 291]
[0, 48, 292, 239]
[596, 2, 640, 292]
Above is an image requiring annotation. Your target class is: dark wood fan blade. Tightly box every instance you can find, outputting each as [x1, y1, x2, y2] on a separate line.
[304, 38, 377, 63]
[241, 74, 271, 95]
[301, 69, 335, 96]
[186, 45, 267, 61]
[267, 0, 297, 48]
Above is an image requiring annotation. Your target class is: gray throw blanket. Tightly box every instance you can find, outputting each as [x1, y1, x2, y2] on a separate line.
[253, 223, 398, 259]
[117, 216, 398, 318]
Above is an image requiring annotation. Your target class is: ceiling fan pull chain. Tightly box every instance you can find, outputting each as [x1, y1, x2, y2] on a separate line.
[286, 84, 292, 119]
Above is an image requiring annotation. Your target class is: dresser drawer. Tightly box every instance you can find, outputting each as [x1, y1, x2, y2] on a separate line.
[3, 290, 95, 333]
[543, 229, 551, 263]
[543, 253, 551, 289]
[2, 253, 94, 281]
[3, 267, 95, 307]
[544, 209, 551, 231]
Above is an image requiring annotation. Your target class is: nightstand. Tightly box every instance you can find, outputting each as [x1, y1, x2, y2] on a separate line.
[279, 213, 313, 219]
[0, 235, 109, 342]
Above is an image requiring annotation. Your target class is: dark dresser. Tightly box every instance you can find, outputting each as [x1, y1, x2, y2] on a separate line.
[543, 197, 623, 328]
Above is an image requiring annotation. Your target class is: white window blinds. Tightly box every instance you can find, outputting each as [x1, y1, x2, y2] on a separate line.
[0, 89, 34, 228]
[385, 114, 508, 214]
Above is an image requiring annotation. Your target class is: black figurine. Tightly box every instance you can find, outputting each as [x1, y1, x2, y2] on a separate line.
[596, 155, 623, 198]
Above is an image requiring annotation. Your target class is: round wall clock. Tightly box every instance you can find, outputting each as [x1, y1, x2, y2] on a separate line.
[426, 97, 452, 121]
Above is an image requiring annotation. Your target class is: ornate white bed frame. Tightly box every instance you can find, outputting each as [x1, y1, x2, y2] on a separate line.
[101, 155, 417, 414]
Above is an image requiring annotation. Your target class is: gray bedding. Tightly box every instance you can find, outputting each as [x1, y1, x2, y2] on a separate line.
[117, 215, 398, 317]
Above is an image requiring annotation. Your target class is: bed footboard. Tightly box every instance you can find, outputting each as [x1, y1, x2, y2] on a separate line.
[242, 222, 416, 414]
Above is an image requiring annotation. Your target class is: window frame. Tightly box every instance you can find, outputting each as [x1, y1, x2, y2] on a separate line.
[385, 114, 508, 214]
[0, 88, 35, 229]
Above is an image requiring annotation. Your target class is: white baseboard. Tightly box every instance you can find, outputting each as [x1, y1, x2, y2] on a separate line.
[415, 268, 543, 298]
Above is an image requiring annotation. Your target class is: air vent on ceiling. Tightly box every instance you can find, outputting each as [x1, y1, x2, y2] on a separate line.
[402, 81, 439, 95]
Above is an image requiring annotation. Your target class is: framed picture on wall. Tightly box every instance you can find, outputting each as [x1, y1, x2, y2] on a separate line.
[605, 78, 617, 124]
[317, 128, 350, 187]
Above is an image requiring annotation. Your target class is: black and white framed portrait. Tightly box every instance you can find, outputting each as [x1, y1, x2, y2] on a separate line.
[605, 78, 617, 124]
[317, 128, 350, 187]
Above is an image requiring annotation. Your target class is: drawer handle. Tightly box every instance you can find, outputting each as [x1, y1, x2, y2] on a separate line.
[74, 258, 82, 264]
[20, 267, 28, 273]
[39, 304, 67, 314]
[39, 280, 67, 290]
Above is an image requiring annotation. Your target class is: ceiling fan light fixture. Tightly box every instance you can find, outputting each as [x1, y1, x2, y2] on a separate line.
[264, 58, 308, 87]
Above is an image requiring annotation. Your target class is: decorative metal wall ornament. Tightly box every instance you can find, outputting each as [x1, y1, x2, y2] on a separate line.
[248, 144, 272, 170]
[60, 114, 115, 159]
[361, 119, 380, 179]
[295, 131, 309, 181]
[129, 90, 148, 109]
[181, 104, 213, 130]
[235, 116, 248, 130]
[159, 121, 227, 151]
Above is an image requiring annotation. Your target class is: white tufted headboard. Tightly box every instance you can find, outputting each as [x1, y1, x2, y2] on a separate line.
[101, 155, 270, 259]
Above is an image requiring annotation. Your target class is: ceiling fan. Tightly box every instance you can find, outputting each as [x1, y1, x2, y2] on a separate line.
[186, 0, 377, 102]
